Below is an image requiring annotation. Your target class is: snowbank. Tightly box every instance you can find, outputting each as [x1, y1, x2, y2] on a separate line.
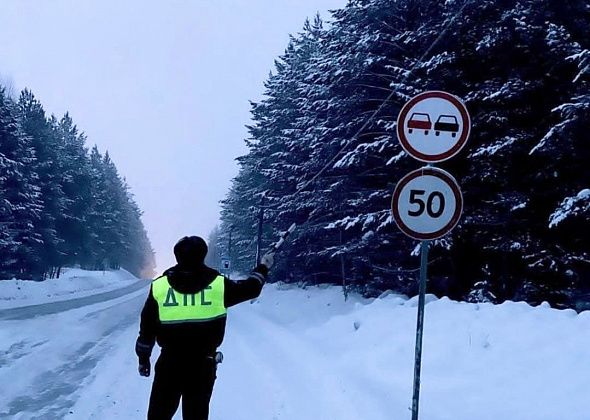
[238, 283, 590, 420]
[0, 268, 139, 310]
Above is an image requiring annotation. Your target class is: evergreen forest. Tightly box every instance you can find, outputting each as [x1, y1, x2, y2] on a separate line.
[218, 0, 590, 308]
[0, 87, 155, 280]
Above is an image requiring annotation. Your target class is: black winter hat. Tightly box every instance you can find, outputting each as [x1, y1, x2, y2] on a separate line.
[174, 236, 208, 266]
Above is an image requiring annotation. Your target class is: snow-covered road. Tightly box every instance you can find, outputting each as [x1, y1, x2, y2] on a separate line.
[1, 283, 388, 420]
[0, 280, 147, 321]
[0, 287, 149, 419]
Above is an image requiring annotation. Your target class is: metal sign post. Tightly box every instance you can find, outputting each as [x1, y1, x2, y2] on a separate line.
[392, 90, 470, 420]
[392, 167, 462, 420]
[411, 240, 429, 420]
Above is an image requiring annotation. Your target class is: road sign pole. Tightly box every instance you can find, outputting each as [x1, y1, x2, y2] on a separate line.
[411, 239, 430, 420]
[395, 90, 469, 420]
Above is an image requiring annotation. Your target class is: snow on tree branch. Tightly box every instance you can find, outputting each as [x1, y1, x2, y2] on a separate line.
[549, 189, 590, 228]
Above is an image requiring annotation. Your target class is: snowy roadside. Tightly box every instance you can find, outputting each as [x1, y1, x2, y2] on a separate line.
[61, 282, 590, 420]
[248, 284, 590, 420]
[0, 268, 142, 310]
[3, 280, 590, 419]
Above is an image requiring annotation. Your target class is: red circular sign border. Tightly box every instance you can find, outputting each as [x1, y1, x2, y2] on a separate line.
[391, 167, 463, 241]
[396, 91, 470, 163]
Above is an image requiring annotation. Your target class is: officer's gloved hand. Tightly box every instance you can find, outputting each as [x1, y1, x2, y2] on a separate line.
[138, 357, 151, 377]
[261, 252, 275, 270]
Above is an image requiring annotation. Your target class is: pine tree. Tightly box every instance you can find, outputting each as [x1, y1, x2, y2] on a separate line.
[0, 88, 43, 278]
[85, 145, 108, 269]
[86, 146, 155, 276]
[48, 113, 93, 271]
[205, 225, 223, 270]
[17, 90, 66, 277]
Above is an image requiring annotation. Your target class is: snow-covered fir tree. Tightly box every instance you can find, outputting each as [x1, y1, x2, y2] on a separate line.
[17, 90, 66, 277]
[0, 87, 43, 279]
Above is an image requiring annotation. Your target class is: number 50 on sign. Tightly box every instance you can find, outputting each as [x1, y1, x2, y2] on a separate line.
[391, 167, 463, 241]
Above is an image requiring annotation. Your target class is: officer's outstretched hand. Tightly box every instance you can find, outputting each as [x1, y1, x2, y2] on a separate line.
[261, 252, 275, 270]
[138, 358, 151, 377]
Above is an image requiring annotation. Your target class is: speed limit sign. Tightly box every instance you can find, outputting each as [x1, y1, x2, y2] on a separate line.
[391, 167, 463, 240]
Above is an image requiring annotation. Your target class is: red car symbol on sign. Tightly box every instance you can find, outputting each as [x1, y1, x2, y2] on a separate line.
[407, 113, 431, 135]
[434, 115, 459, 137]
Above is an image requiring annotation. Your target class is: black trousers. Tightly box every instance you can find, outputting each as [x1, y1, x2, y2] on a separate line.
[147, 351, 217, 420]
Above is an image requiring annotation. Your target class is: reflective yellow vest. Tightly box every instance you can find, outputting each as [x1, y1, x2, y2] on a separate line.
[152, 275, 227, 324]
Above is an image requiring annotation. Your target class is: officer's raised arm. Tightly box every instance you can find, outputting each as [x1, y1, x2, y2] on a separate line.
[224, 252, 274, 308]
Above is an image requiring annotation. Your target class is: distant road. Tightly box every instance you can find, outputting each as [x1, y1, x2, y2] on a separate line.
[0, 280, 150, 321]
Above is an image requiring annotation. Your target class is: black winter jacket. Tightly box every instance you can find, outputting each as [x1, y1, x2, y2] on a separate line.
[135, 263, 267, 361]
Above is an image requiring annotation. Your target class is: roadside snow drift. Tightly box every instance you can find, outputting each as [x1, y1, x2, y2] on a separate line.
[212, 285, 590, 420]
[0, 268, 139, 309]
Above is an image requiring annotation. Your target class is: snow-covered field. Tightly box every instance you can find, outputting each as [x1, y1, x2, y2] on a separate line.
[0, 268, 139, 310]
[1, 276, 590, 419]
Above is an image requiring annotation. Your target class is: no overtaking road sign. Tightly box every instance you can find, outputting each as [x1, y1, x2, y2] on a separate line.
[397, 91, 470, 163]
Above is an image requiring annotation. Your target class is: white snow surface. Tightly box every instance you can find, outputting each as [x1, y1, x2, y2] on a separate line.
[2, 278, 590, 419]
[0, 268, 138, 310]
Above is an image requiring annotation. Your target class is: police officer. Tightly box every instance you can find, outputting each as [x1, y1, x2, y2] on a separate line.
[135, 236, 274, 420]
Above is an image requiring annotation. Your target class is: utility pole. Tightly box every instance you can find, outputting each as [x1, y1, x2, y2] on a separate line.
[228, 226, 233, 281]
[340, 229, 348, 301]
[255, 194, 265, 266]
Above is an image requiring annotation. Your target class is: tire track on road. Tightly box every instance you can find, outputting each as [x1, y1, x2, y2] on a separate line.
[0, 280, 149, 321]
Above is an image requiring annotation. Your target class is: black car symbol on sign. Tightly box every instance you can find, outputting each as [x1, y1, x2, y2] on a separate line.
[434, 115, 459, 137]
[407, 112, 432, 135]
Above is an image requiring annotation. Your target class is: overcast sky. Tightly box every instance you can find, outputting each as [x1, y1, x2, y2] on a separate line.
[0, 0, 345, 272]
